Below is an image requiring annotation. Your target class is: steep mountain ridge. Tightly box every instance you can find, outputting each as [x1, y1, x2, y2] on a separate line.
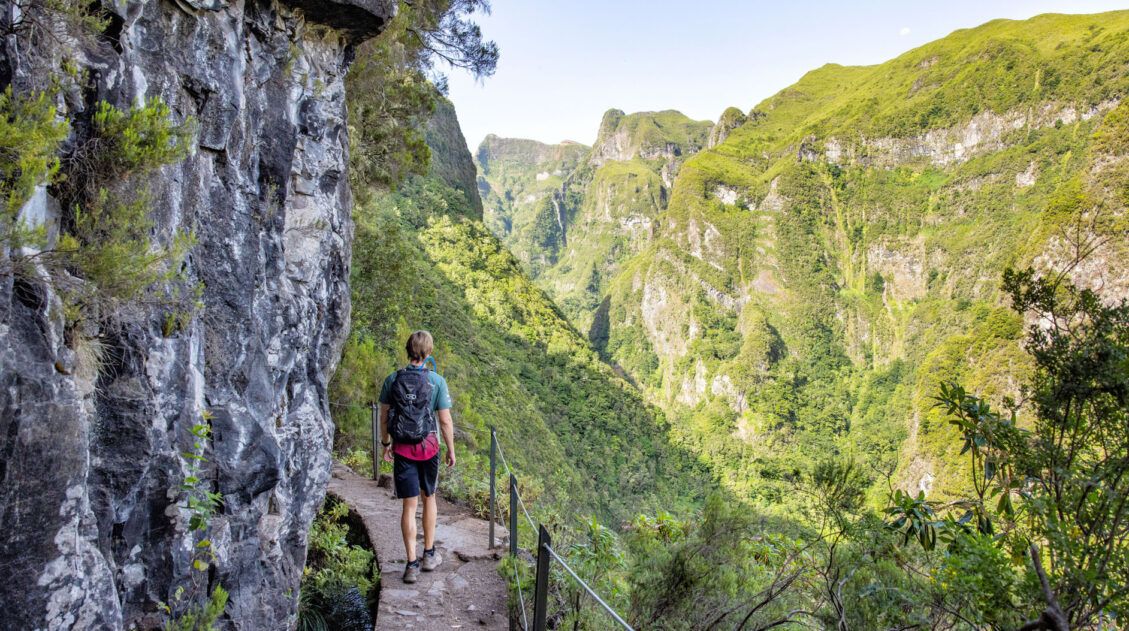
[481, 10, 1129, 503]
[477, 108, 714, 321]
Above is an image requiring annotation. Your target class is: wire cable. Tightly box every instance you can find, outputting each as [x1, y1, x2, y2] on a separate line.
[493, 439, 538, 532]
[543, 543, 635, 631]
[510, 554, 530, 631]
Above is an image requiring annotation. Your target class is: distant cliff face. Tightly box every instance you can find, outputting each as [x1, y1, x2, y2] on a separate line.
[0, 1, 390, 628]
[475, 135, 589, 264]
[477, 109, 712, 322]
[425, 97, 483, 220]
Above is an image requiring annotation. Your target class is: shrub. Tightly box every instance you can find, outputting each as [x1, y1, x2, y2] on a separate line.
[0, 87, 68, 252]
[298, 498, 378, 631]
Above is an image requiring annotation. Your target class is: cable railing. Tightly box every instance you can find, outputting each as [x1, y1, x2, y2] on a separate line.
[487, 427, 635, 631]
[364, 403, 633, 631]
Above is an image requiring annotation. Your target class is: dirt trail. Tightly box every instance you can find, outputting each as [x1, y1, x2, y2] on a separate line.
[328, 464, 510, 630]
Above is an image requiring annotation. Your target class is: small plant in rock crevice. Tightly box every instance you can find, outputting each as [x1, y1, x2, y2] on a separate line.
[161, 414, 227, 631]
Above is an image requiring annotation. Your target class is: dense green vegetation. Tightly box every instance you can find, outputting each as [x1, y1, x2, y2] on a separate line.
[460, 10, 1129, 628]
[518, 9, 1129, 509]
[513, 269, 1129, 629]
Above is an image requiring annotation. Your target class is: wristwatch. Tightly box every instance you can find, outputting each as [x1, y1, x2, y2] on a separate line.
[381, 440, 391, 447]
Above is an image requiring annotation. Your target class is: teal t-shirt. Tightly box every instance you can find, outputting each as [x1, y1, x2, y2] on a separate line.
[379, 365, 452, 413]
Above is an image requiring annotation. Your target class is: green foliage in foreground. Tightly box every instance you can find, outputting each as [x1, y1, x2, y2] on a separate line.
[298, 497, 378, 631]
[163, 416, 227, 630]
[921, 269, 1129, 629]
[162, 586, 228, 631]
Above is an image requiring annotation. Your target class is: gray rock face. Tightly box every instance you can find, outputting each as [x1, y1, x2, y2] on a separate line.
[0, 0, 391, 628]
[425, 97, 484, 220]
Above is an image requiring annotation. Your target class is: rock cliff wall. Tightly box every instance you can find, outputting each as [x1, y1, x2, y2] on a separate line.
[0, 0, 390, 628]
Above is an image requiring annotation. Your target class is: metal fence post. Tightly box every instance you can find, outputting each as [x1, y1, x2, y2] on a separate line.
[532, 525, 551, 631]
[489, 427, 497, 549]
[509, 474, 519, 558]
[377, 401, 386, 480]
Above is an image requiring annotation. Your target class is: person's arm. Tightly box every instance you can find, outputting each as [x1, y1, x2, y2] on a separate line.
[438, 408, 456, 467]
[380, 404, 392, 462]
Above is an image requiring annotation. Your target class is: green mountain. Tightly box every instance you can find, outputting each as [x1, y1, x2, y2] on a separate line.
[475, 134, 589, 266]
[477, 109, 714, 322]
[482, 10, 1129, 503]
[331, 97, 704, 522]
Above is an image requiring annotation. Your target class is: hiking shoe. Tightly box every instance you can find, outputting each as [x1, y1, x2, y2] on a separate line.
[403, 560, 420, 583]
[421, 548, 443, 572]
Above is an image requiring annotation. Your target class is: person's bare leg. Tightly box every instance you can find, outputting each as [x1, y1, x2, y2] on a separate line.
[401, 496, 418, 562]
[422, 492, 437, 551]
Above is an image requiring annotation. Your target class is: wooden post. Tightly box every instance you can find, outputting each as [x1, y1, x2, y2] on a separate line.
[509, 474, 519, 558]
[532, 525, 551, 631]
[377, 401, 386, 480]
[489, 427, 497, 549]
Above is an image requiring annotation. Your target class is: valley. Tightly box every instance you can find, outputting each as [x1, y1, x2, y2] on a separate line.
[476, 11, 1129, 506]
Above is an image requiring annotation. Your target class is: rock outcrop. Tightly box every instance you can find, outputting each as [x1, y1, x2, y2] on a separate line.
[0, 0, 391, 628]
[425, 97, 484, 220]
[707, 106, 747, 148]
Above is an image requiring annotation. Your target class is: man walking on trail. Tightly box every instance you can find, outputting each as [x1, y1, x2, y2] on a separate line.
[379, 330, 457, 584]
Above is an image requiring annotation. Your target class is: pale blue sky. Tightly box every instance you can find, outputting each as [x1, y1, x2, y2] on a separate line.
[446, 1, 1128, 151]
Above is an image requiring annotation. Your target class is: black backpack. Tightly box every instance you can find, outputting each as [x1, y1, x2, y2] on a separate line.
[388, 368, 435, 444]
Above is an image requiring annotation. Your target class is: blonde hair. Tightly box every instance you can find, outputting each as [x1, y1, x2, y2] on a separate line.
[405, 330, 434, 362]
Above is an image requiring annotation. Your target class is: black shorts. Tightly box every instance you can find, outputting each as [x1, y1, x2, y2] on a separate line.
[393, 454, 440, 498]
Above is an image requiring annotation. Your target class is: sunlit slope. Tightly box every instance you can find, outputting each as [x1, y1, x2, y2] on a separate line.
[595, 10, 1129, 502]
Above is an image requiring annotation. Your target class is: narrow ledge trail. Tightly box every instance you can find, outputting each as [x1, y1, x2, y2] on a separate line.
[328, 463, 510, 630]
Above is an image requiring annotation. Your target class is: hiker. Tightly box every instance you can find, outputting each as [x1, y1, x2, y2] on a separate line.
[379, 330, 457, 584]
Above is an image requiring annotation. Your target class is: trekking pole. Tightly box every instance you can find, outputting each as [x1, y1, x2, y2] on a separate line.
[489, 427, 497, 549]
[532, 525, 551, 631]
[377, 401, 386, 480]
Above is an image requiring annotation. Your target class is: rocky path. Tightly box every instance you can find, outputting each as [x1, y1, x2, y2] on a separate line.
[328, 464, 510, 630]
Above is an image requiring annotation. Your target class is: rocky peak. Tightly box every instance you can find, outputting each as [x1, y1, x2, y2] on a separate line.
[596, 108, 627, 144]
[588, 109, 712, 166]
[707, 106, 747, 148]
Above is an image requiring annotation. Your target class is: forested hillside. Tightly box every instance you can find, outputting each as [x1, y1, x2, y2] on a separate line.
[483, 11, 1129, 505]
